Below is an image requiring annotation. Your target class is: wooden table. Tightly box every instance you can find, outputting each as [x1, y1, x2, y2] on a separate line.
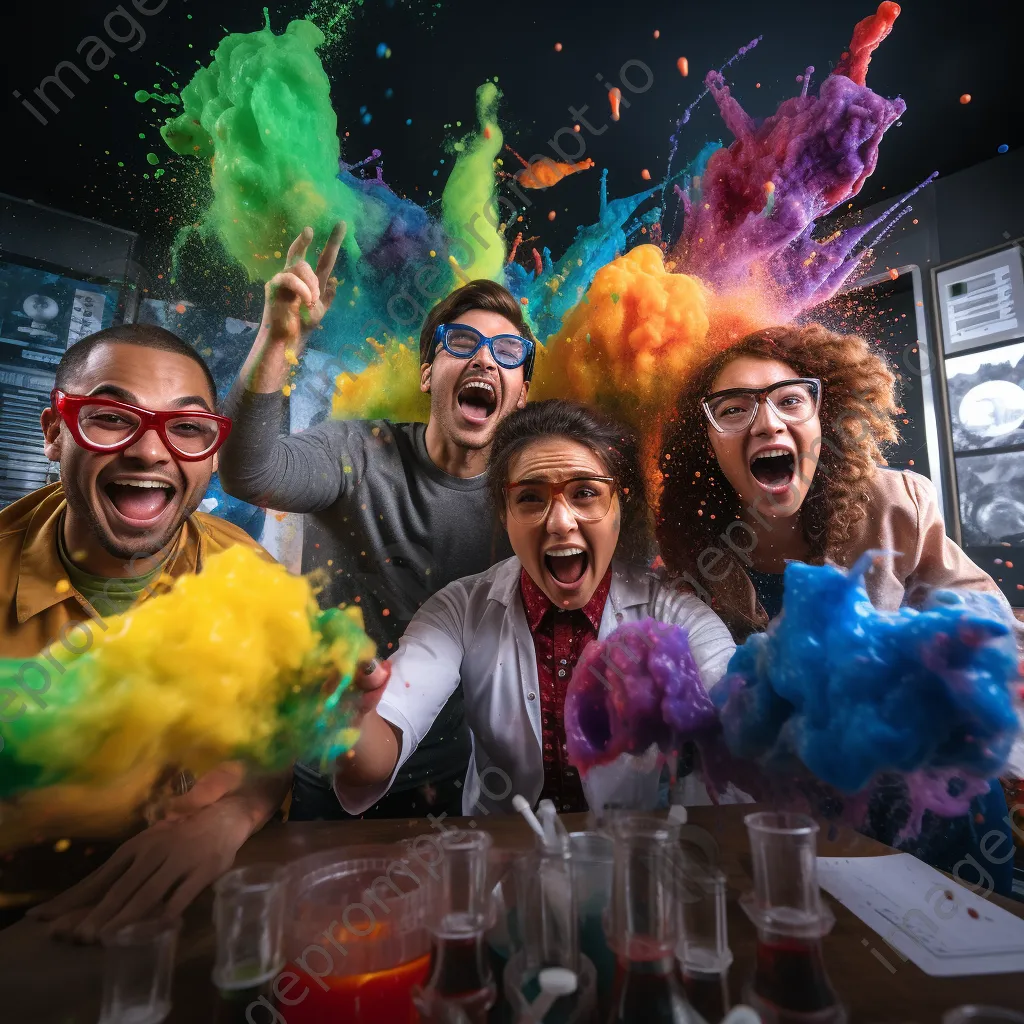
[1, 805, 1021, 1022]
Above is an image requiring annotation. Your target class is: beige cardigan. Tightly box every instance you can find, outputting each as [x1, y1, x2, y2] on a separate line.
[696, 468, 1021, 644]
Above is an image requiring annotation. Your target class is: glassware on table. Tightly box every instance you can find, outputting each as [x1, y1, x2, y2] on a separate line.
[676, 864, 732, 1024]
[504, 952, 598, 1024]
[211, 864, 287, 1023]
[569, 831, 615, 1003]
[505, 828, 598, 1023]
[604, 815, 702, 1024]
[284, 849, 434, 1023]
[740, 812, 845, 1024]
[943, 1010, 1024, 1024]
[98, 917, 181, 1024]
[415, 830, 498, 1024]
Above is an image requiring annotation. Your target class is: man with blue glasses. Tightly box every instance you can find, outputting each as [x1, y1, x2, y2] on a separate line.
[219, 223, 535, 820]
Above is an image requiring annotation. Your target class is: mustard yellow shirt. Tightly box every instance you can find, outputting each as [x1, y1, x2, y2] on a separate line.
[0, 482, 271, 658]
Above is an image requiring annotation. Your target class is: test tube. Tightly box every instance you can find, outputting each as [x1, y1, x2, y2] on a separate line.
[212, 864, 286, 997]
[98, 918, 181, 1024]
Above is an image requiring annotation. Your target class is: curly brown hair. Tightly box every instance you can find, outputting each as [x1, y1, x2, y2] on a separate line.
[657, 323, 899, 631]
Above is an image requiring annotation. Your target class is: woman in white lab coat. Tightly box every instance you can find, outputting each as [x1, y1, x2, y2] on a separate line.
[333, 400, 735, 815]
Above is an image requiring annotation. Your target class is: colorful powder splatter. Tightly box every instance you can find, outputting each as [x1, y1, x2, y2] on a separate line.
[151, 2, 919, 467]
[710, 553, 1020, 831]
[0, 546, 374, 848]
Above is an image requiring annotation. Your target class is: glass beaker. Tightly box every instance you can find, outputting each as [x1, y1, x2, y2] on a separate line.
[417, 830, 497, 1024]
[741, 812, 844, 1024]
[604, 816, 699, 1024]
[98, 917, 181, 1024]
[211, 863, 287, 1022]
[284, 848, 433, 1024]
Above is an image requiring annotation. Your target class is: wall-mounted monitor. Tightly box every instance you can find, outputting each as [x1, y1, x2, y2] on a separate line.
[936, 245, 1024, 356]
[0, 257, 122, 507]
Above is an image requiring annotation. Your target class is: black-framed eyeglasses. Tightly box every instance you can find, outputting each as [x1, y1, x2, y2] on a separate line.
[701, 378, 822, 434]
[431, 323, 536, 379]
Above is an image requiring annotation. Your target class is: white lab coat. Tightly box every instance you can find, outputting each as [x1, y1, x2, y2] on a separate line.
[334, 556, 736, 815]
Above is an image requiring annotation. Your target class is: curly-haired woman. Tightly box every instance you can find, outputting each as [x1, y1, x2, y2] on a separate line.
[657, 323, 1018, 641]
[657, 323, 1020, 895]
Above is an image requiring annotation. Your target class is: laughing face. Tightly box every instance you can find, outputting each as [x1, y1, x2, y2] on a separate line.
[41, 343, 218, 576]
[420, 308, 529, 452]
[706, 356, 821, 519]
[504, 438, 621, 610]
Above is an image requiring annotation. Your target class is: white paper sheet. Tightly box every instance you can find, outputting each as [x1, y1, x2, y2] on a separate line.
[817, 853, 1024, 977]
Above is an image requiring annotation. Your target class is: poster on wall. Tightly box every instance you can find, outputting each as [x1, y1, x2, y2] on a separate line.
[955, 450, 1024, 547]
[946, 340, 1024, 452]
[0, 260, 119, 507]
[936, 246, 1024, 356]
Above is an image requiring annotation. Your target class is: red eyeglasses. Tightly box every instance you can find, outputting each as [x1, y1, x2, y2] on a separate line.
[51, 390, 232, 461]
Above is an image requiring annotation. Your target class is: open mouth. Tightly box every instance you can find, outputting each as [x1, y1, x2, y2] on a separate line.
[103, 479, 176, 525]
[749, 449, 796, 492]
[456, 379, 497, 425]
[544, 546, 589, 587]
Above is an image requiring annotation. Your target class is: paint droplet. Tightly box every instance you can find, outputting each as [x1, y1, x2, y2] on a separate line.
[608, 87, 622, 121]
[677, 56, 689, 77]
[554, 42, 563, 52]
[653, 29, 660, 39]
[54, 839, 71, 853]
[55, 579, 71, 595]
[640, 168, 651, 181]
[382, 608, 390, 617]
[764, 181, 775, 194]
[520, 297, 529, 305]
[175, 303, 186, 314]
[273, 250, 282, 259]
[888, 268, 900, 280]
[959, 93, 971, 104]
[547, 210, 556, 220]
[146, 152, 160, 165]
[997, 144, 1009, 154]
[967, 907, 979, 919]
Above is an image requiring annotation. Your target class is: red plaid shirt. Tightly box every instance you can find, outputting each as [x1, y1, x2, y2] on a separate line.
[519, 567, 613, 813]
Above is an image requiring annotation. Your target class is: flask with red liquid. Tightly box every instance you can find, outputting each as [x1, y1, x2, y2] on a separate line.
[604, 815, 703, 1024]
[740, 812, 845, 1024]
[415, 830, 497, 1024]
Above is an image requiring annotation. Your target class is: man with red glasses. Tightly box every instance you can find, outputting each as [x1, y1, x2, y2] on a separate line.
[0, 324, 288, 941]
[220, 224, 535, 820]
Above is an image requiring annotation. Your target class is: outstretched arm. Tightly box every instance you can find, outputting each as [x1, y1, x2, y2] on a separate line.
[218, 224, 352, 513]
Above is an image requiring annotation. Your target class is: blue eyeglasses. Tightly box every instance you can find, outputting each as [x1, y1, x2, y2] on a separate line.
[431, 323, 536, 379]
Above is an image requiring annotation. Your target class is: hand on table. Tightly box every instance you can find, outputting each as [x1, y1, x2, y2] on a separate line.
[28, 796, 254, 943]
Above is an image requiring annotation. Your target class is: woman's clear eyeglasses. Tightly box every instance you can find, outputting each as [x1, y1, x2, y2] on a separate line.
[701, 378, 822, 434]
[505, 477, 616, 525]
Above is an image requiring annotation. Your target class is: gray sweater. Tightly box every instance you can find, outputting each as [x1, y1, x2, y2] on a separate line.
[219, 388, 512, 791]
